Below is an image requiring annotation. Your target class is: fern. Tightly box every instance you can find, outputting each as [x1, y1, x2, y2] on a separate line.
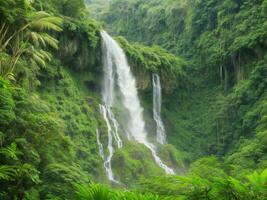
[246, 168, 267, 192]
[0, 9, 62, 79]
[0, 143, 21, 160]
[0, 165, 16, 181]
[17, 163, 41, 184]
[75, 183, 177, 200]
[75, 183, 114, 200]
[28, 12, 63, 32]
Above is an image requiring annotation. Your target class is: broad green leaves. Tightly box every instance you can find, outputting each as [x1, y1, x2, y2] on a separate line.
[75, 183, 175, 200]
[0, 1, 62, 80]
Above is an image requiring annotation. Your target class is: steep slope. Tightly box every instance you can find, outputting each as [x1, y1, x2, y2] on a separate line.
[0, 0, 105, 199]
[0, 1, 190, 198]
[87, 0, 267, 167]
[0, 0, 266, 199]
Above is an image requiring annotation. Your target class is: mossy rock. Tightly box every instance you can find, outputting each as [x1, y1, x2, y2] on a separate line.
[112, 142, 165, 187]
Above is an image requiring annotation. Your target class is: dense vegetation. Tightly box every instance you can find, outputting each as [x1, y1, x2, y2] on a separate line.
[116, 36, 188, 92]
[99, 0, 267, 82]
[92, 0, 267, 162]
[0, 0, 266, 199]
[0, 0, 104, 199]
[75, 166, 267, 200]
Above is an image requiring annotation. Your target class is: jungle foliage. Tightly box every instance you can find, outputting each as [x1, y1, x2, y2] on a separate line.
[74, 165, 267, 200]
[116, 36, 188, 92]
[98, 0, 267, 85]
[0, 0, 103, 199]
[0, 0, 267, 199]
[90, 0, 267, 169]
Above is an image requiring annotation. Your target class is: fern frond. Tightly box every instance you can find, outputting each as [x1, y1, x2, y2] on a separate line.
[37, 33, 59, 49]
[30, 11, 50, 19]
[29, 16, 63, 32]
[17, 163, 41, 184]
[30, 32, 44, 47]
[0, 143, 21, 160]
[37, 50, 52, 61]
[75, 183, 113, 200]
[26, 45, 51, 67]
[32, 53, 46, 67]
[0, 165, 16, 181]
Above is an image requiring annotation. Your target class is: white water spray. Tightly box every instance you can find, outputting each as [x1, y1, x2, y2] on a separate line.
[152, 74, 166, 144]
[101, 31, 174, 175]
[99, 30, 124, 183]
[99, 105, 121, 183]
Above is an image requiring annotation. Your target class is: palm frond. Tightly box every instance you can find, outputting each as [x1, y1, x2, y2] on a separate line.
[0, 9, 62, 79]
[31, 54, 45, 67]
[40, 33, 59, 49]
[36, 49, 52, 62]
[29, 16, 63, 32]
[30, 31, 45, 47]
[29, 32, 59, 49]
[29, 11, 50, 19]
[26, 46, 51, 67]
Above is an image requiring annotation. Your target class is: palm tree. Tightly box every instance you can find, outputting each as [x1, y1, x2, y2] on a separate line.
[0, 9, 62, 79]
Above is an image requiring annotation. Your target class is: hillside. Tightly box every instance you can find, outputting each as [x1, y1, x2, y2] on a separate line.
[0, 0, 266, 199]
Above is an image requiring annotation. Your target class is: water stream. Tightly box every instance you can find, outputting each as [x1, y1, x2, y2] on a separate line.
[100, 31, 174, 181]
[152, 74, 166, 144]
[99, 105, 121, 183]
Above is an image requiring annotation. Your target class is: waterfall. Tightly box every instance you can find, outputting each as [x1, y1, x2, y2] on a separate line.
[99, 105, 121, 183]
[101, 30, 146, 142]
[152, 74, 166, 144]
[99, 30, 123, 183]
[100, 30, 174, 175]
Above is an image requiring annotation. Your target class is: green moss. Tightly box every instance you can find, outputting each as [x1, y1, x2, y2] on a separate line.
[112, 142, 165, 187]
[116, 36, 188, 92]
[59, 17, 102, 73]
[158, 144, 187, 174]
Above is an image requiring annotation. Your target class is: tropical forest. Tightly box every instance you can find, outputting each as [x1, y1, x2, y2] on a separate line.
[0, 0, 266, 199]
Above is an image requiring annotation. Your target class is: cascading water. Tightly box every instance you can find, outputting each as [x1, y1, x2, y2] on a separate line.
[99, 36, 123, 183]
[152, 74, 166, 144]
[100, 30, 174, 175]
[99, 105, 121, 183]
[102, 31, 146, 142]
